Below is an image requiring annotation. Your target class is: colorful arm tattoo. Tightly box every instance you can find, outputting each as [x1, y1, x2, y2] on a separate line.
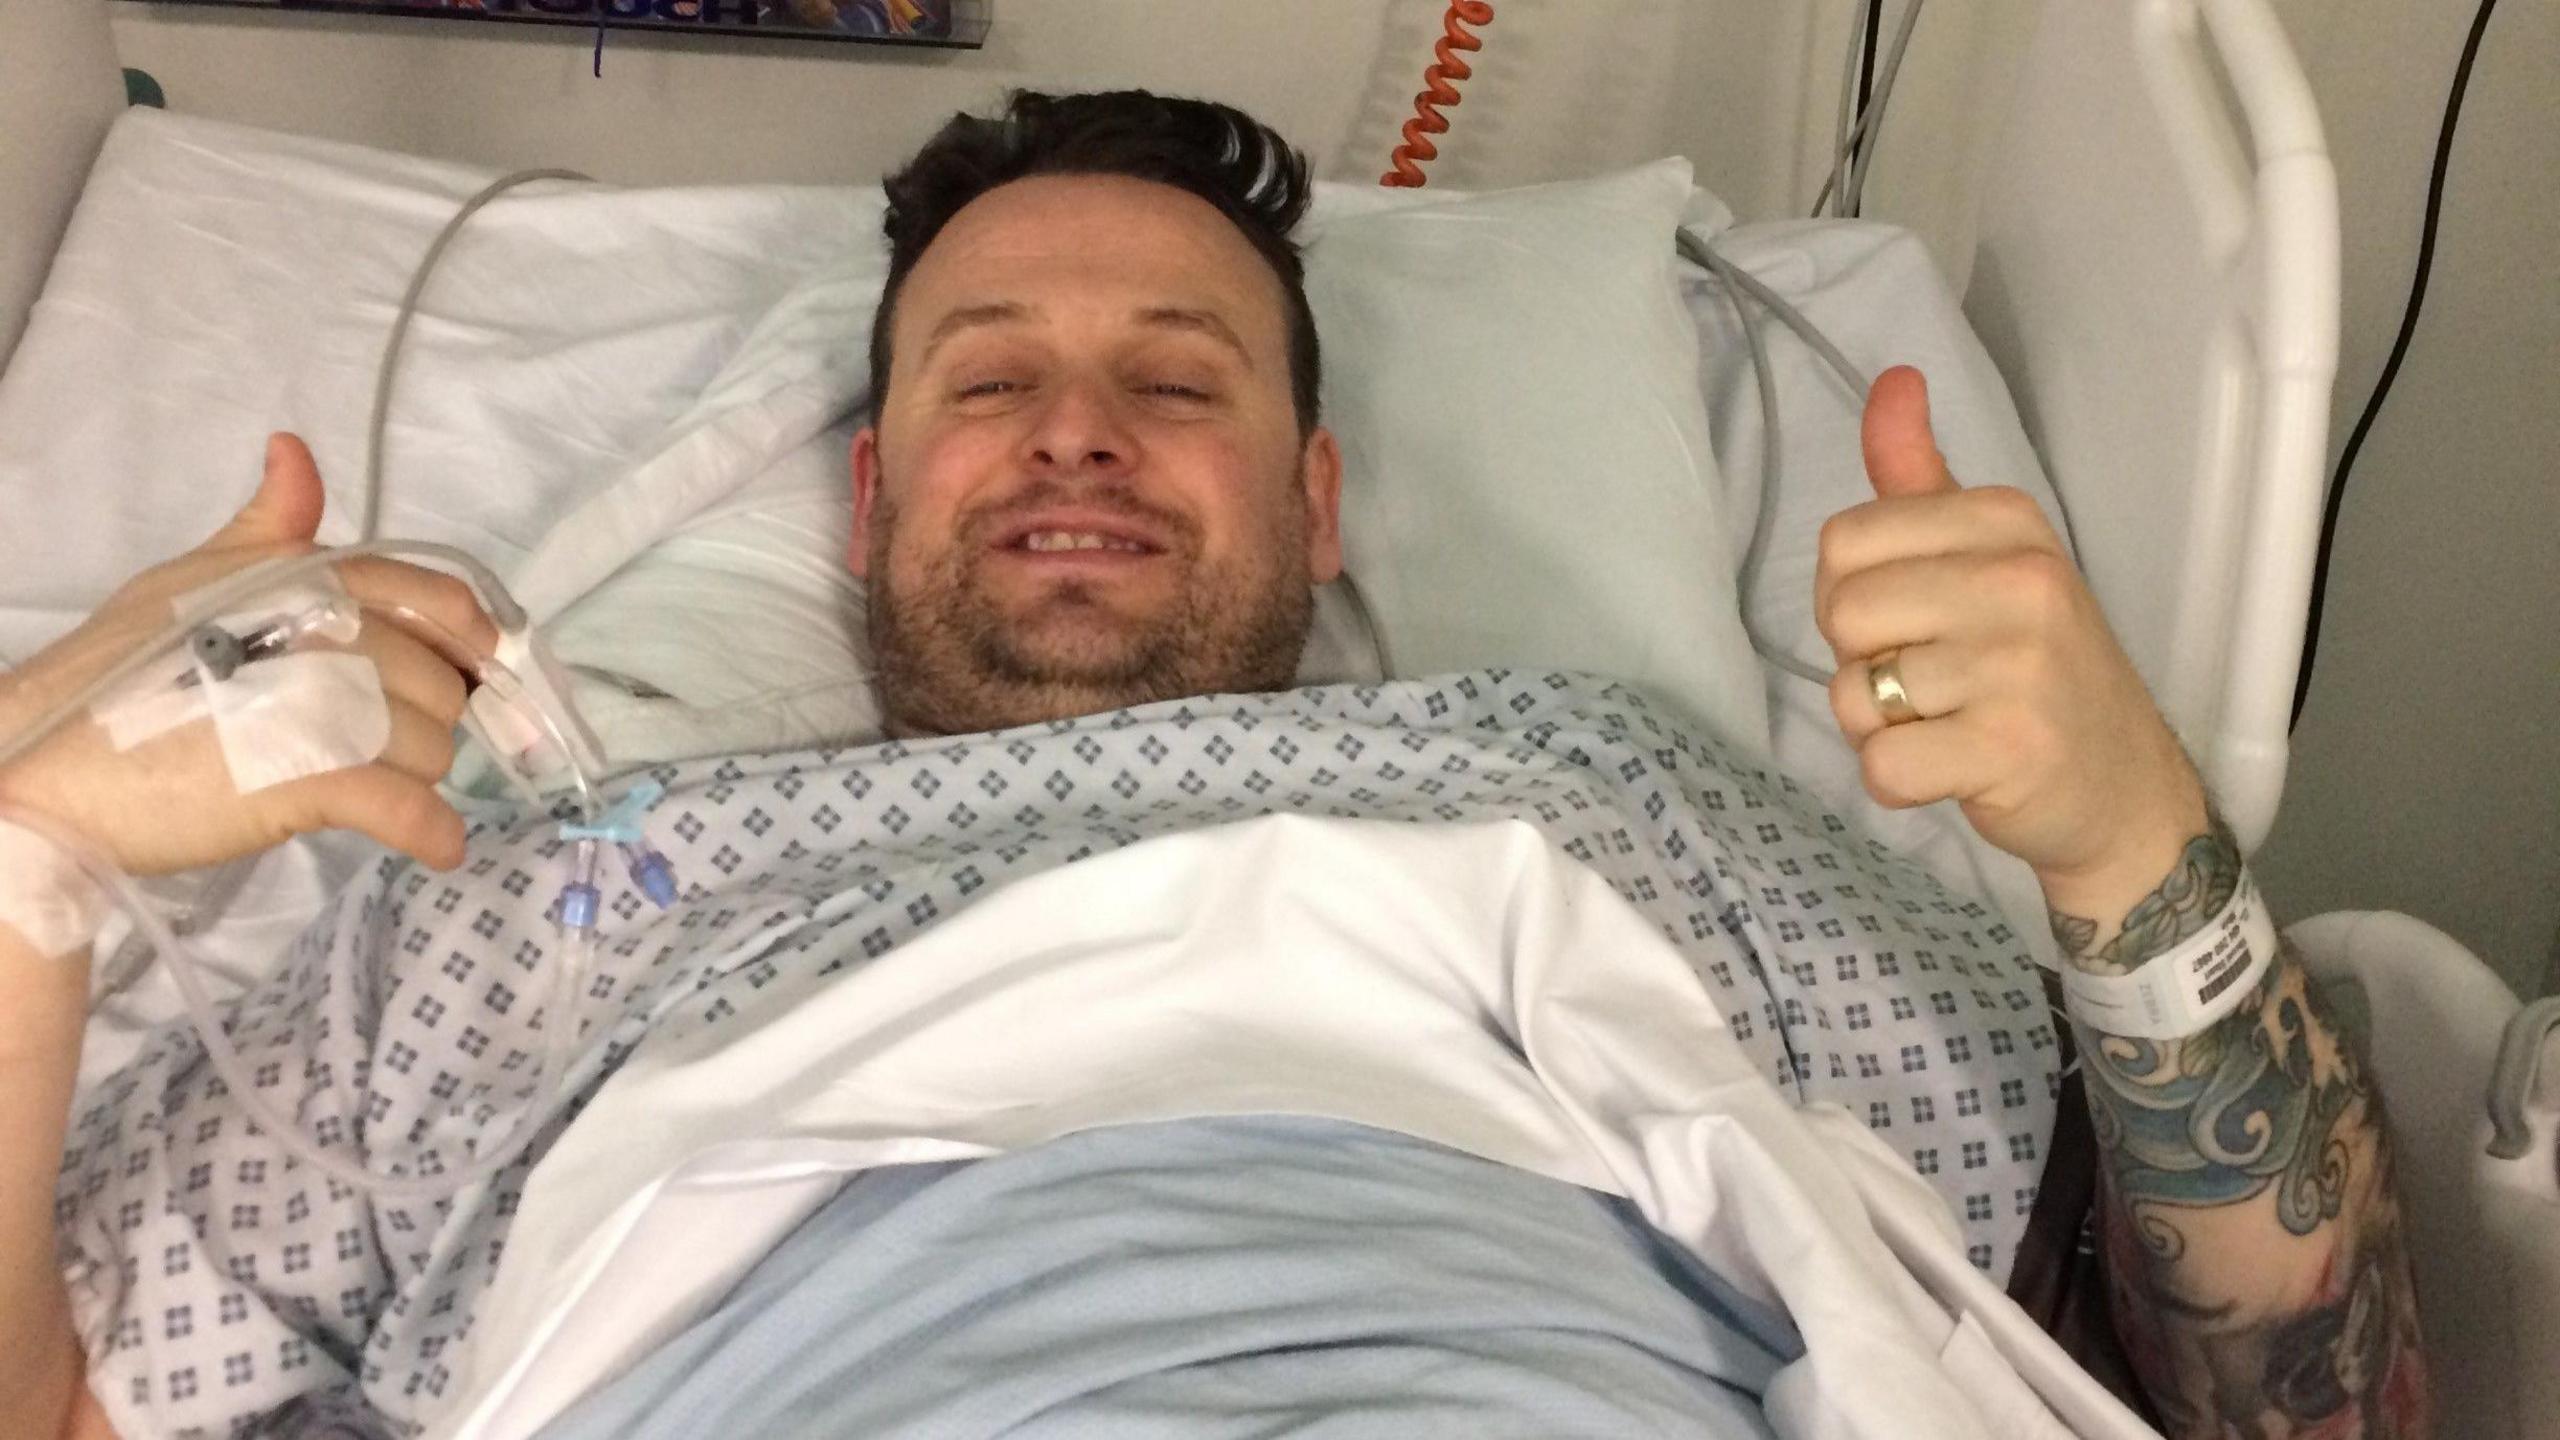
[2055, 829, 2430, 1438]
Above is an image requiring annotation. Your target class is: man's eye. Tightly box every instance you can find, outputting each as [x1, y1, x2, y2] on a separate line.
[957, 380, 1021, 399]
[1143, 382, 1213, 401]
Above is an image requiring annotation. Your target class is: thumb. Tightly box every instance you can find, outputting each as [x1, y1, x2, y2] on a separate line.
[207, 432, 328, 550]
[1861, 365, 1959, 499]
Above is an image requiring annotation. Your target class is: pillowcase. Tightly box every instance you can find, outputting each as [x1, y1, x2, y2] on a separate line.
[1303, 161, 1765, 754]
[0, 108, 880, 661]
[1678, 212, 2070, 683]
[554, 161, 1768, 767]
[537, 432, 882, 769]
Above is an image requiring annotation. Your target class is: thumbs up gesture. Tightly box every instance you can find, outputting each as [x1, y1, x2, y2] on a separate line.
[0, 435, 497, 877]
[1815, 368, 2208, 908]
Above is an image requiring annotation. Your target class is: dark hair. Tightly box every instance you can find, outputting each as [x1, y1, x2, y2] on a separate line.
[869, 89, 1322, 437]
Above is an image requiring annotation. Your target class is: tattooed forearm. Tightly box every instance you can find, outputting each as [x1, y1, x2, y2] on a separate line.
[2054, 829, 2430, 1439]
[2048, 825, 2241, 971]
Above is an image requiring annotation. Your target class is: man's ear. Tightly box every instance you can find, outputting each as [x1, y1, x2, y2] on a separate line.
[1302, 427, 1344, 585]
[850, 426, 881, 579]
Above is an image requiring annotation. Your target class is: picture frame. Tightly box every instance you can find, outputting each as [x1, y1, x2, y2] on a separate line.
[113, 0, 990, 50]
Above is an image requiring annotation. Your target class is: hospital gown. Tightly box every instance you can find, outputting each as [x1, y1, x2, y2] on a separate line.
[52, 669, 2062, 1438]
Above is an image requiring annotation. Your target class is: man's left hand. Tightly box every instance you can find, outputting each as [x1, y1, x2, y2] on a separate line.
[1815, 366, 2208, 902]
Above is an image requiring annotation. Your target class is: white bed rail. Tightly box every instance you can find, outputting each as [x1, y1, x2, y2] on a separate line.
[1963, 0, 2337, 853]
[1966, 24, 2560, 1424]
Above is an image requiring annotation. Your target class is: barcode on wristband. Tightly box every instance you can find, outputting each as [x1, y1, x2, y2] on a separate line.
[2194, 943, 2250, 1006]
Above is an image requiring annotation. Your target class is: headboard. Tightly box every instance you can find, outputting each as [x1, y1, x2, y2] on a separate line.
[0, 0, 125, 373]
[1964, 0, 2338, 852]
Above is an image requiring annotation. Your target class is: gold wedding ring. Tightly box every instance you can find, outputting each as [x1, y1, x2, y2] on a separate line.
[1867, 650, 1922, 726]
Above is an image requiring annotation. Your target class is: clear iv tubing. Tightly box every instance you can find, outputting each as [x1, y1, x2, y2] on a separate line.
[0, 543, 604, 1203]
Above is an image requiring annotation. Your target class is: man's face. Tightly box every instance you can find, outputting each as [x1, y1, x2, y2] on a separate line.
[852, 174, 1343, 737]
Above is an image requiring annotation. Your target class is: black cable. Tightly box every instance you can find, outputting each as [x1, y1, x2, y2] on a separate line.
[1850, 0, 1885, 217]
[2291, 0, 2500, 731]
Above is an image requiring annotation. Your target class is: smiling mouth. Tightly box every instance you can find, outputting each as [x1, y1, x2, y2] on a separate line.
[1011, 531, 1158, 555]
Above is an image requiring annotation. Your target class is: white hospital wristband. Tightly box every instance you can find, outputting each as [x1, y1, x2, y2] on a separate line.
[2060, 870, 2277, 1040]
[0, 812, 110, 960]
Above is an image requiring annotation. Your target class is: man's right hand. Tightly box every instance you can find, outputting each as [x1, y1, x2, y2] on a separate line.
[0, 434, 492, 877]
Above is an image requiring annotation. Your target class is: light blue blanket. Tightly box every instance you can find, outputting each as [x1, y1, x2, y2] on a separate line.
[531, 1115, 1799, 1439]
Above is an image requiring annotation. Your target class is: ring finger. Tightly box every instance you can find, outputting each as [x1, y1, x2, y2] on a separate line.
[357, 622, 472, 728]
[1830, 640, 1972, 745]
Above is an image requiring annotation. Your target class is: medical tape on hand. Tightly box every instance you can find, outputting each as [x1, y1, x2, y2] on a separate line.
[0, 813, 109, 959]
[2060, 870, 2278, 1040]
[88, 576, 391, 795]
[204, 652, 395, 793]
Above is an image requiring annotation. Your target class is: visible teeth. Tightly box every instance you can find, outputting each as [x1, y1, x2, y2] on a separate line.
[1023, 531, 1144, 553]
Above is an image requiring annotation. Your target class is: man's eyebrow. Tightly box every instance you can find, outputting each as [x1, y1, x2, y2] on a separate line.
[1137, 307, 1254, 369]
[917, 301, 1254, 370]
[919, 301, 1034, 367]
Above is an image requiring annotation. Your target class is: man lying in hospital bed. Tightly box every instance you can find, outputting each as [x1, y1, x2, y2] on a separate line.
[0, 92, 2426, 1440]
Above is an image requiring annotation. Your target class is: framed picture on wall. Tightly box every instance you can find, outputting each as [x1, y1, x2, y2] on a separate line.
[114, 0, 990, 49]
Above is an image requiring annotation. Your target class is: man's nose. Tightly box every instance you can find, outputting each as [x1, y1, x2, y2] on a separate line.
[1023, 377, 1139, 474]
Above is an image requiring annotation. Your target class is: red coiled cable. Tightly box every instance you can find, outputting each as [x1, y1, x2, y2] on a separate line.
[1380, 1, 1495, 187]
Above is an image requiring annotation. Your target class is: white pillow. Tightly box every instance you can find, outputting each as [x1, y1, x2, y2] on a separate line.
[539, 431, 882, 768]
[0, 108, 879, 660]
[563, 162, 1768, 766]
[1304, 160, 1765, 754]
[1680, 214, 2070, 681]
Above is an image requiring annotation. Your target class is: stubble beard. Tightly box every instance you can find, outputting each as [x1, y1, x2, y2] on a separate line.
[865, 481, 1315, 737]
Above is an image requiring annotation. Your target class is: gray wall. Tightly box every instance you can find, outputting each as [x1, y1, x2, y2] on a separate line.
[99, 0, 2560, 991]
[2247, 0, 2559, 996]
[107, 0, 1828, 208]
[0, 1, 124, 369]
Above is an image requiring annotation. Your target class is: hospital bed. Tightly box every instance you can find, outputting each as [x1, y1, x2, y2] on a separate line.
[0, 1, 2551, 1435]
